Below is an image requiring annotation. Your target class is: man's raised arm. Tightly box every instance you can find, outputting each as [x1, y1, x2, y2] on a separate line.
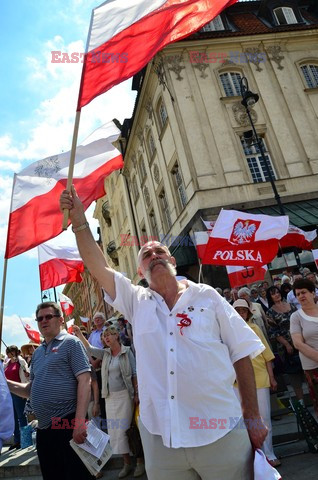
[60, 186, 116, 300]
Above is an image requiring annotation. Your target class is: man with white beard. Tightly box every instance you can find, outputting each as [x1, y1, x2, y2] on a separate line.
[60, 186, 268, 480]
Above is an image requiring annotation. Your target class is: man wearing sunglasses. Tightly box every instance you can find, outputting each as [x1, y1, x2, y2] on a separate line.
[61, 187, 268, 480]
[6, 302, 93, 480]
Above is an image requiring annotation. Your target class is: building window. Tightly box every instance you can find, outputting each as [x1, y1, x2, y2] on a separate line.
[301, 64, 318, 89]
[149, 210, 159, 240]
[171, 163, 187, 209]
[220, 72, 242, 97]
[159, 189, 172, 231]
[131, 175, 139, 202]
[138, 155, 147, 183]
[241, 137, 277, 184]
[201, 15, 224, 32]
[157, 98, 168, 130]
[273, 7, 298, 25]
[147, 130, 156, 158]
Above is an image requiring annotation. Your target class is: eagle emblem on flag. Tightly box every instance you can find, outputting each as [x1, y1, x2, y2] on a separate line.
[229, 219, 261, 245]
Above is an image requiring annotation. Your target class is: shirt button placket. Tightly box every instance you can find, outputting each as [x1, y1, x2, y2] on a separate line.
[168, 312, 177, 445]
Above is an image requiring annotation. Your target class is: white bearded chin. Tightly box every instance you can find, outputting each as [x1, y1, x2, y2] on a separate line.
[145, 261, 177, 284]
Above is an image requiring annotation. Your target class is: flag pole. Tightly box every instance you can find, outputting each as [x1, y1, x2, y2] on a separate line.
[62, 109, 82, 230]
[0, 174, 17, 353]
[0, 258, 8, 353]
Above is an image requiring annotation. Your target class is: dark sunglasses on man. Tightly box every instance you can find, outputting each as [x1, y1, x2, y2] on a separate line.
[36, 314, 60, 322]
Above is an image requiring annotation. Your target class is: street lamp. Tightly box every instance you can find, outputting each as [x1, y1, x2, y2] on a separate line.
[240, 76, 285, 216]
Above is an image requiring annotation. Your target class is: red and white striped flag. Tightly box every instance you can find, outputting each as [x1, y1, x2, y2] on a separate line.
[5, 122, 123, 259]
[59, 293, 74, 316]
[20, 318, 41, 344]
[66, 319, 75, 334]
[226, 265, 268, 289]
[202, 210, 289, 266]
[38, 234, 84, 291]
[193, 231, 210, 260]
[279, 225, 317, 251]
[78, 0, 238, 109]
[80, 316, 90, 324]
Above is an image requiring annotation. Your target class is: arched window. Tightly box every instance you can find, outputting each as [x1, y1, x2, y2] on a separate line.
[241, 136, 277, 184]
[219, 72, 242, 97]
[274, 7, 297, 25]
[157, 98, 168, 130]
[171, 162, 187, 209]
[300, 64, 318, 89]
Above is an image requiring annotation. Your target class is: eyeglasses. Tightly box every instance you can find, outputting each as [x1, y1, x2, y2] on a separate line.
[36, 314, 60, 322]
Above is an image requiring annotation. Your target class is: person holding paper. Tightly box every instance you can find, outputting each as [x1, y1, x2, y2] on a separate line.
[60, 187, 268, 480]
[6, 301, 93, 480]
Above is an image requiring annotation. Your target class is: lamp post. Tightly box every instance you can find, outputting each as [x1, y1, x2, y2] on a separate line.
[240, 76, 285, 216]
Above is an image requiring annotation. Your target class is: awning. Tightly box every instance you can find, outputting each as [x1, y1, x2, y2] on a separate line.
[246, 199, 318, 229]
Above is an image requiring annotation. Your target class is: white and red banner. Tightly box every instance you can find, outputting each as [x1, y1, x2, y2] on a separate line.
[193, 231, 210, 260]
[59, 293, 74, 316]
[279, 225, 317, 251]
[38, 235, 84, 290]
[66, 319, 75, 334]
[78, 0, 238, 109]
[5, 122, 123, 259]
[80, 316, 90, 324]
[20, 318, 41, 344]
[202, 210, 289, 266]
[313, 249, 318, 270]
[201, 219, 216, 231]
[226, 265, 268, 289]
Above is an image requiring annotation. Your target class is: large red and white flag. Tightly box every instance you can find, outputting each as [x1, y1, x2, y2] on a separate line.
[38, 235, 84, 291]
[59, 293, 74, 316]
[20, 318, 41, 344]
[5, 122, 123, 259]
[312, 249, 318, 270]
[202, 210, 289, 266]
[66, 319, 75, 334]
[78, 0, 238, 109]
[226, 265, 268, 289]
[279, 225, 317, 251]
[193, 231, 209, 260]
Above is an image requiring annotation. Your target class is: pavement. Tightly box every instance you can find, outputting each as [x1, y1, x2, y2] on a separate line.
[1, 391, 317, 479]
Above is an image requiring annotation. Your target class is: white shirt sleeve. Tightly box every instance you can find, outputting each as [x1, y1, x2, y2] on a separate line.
[213, 291, 265, 364]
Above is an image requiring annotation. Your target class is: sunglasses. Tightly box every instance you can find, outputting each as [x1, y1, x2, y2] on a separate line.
[36, 314, 60, 322]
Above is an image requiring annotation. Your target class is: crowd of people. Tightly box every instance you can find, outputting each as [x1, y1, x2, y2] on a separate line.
[1, 185, 318, 480]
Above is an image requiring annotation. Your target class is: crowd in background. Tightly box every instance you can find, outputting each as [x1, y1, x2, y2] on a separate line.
[2, 267, 318, 476]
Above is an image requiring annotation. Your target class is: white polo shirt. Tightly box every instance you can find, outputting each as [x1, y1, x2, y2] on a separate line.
[104, 272, 264, 448]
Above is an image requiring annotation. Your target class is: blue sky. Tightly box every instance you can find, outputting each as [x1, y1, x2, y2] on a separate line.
[0, 0, 136, 351]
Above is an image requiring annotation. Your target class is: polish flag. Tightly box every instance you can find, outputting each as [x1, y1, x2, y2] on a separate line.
[279, 225, 317, 251]
[202, 210, 289, 266]
[193, 231, 209, 260]
[59, 293, 74, 316]
[78, 0, 238, 109]
[80, 316, 90, 324]
[226, 265, 268, 289]
[38, 234, 84, 290]
[66, 319, 75, 334]
[20, 318, 41, 344]
[201, 219, 216, 231]
[5, 122, 123, 259]
[313, 249, 318, 270]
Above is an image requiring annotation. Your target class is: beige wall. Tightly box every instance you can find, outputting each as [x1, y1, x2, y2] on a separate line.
[94, 27, 318, 282]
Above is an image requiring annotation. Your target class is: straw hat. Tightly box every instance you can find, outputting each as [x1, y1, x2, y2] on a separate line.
[232, 299, 253, 314]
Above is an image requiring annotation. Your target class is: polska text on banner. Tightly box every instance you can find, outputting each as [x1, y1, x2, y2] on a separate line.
[202, 210, 289, 266]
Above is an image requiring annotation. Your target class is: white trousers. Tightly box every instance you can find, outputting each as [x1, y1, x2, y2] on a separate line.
[139, 418, 253, 480]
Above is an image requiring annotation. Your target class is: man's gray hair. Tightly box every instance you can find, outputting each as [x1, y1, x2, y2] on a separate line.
[238, 287, 251, 298]
[93, 312, 106, 321]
